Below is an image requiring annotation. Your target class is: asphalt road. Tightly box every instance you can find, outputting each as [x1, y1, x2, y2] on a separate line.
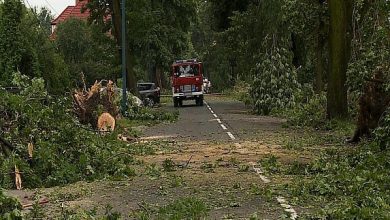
[143, 96, 285, 142]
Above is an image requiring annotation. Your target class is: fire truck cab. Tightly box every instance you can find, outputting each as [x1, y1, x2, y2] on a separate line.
[171, 59, 204, 107]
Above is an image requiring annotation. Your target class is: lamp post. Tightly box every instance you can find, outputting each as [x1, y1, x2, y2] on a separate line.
[121, 0, 127, 114]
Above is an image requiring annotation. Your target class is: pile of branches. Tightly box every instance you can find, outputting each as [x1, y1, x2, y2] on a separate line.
[0, 74, 134, 189]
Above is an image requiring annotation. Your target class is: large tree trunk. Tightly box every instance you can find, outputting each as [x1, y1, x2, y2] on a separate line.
[112, 0, 138, 95]
[327, 0, 352, 118]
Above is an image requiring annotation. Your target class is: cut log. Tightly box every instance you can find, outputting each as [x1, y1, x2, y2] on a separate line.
[98, 113, 116, 132]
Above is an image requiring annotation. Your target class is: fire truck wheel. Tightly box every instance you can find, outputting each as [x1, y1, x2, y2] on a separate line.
[199, 97, 204, 106]
[196, 97, 204, 106]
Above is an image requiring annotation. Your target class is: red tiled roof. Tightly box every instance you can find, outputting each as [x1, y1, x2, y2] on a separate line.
[51, 1, 90, 25]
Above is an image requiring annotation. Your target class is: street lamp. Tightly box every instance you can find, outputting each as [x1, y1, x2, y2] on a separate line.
[121, 0, 128, 114]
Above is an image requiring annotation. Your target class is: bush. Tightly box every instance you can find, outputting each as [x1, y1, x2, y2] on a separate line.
[278, 92, 327, 129]
[0, 189, 22, 219]
[374, 107, 390, 150]
[126, 106, 178, 122]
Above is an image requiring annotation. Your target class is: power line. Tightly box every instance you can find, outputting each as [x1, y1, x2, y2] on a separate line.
[24, 0, 58, 15]
[43, 0, 58, 15]
[23, 0, 44, 27]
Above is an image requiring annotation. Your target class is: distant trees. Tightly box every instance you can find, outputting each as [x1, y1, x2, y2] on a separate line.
[0, 0, 70, 94]
[194, 0, 389, 122]
[0, 0, 23, 83]
[85, 0, 196, 90]
[55, 18, 119, 86]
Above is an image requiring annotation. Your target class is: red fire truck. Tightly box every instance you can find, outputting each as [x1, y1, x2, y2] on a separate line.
[171, 59, 204, 107]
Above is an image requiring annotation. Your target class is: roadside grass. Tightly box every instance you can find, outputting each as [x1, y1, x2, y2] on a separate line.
[160, 96, 172, 106]
[131, 197, 209, 220]
[126, 107, 179, 124]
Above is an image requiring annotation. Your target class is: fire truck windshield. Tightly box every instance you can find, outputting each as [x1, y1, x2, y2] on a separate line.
[174, 64, 200, 78]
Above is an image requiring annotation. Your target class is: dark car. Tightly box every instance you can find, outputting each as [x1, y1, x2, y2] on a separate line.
[137, 83, 161, 106]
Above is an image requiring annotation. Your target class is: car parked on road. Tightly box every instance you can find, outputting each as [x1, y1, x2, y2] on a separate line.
[137, 82, 161, 106]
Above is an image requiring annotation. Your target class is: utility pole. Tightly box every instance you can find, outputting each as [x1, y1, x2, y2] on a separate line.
[121, 0, 127, 114]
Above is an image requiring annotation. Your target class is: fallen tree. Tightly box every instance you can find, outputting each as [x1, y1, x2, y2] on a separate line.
[72, 79, 118, 129]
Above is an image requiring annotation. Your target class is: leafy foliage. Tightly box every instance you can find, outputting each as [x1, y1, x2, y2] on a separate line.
[0, 189, 22, 219]
[126, 107, 178, 122]
[0, 1, 71, 94]
[0, 73, 136, 188]
[85, 0, 197, 87]
[132, 198, 208, 220]
[55, 18, 120, 86]
[288, 143, 390, 219]
[279, 92, 328, 129]
[374, 108, 390, 150]
[0, 0, 23, 83]
[250, 47, 300, 115]
[157, 198, 208, 220]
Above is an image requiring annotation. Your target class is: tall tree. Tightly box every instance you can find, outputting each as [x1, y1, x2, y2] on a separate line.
[327, 0, 352, 118]
[85, 0, 196, 90]
[36, 7, 54, 36]
[84, 0, 138, 93]
[55, 18, 119, 86]
[208, 0, 250, 31]
[0, 0, 23, 83]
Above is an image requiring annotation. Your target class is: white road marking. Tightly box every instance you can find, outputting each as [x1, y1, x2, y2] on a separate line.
[277, 197, 298, 220]
[227, 132, 236, 140]
[251, 164, 271, 184]
[207, 101, 297, 219]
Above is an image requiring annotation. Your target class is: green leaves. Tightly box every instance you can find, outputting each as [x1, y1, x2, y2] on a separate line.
[0, 74, 133, 188]
[250, 47, 300, 115]
[0, 0, 23, 84]
[55, 18, 119, 86]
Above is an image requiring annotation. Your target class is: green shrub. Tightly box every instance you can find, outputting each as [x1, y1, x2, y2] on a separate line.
[0, 189, 22, 219]
[126, 106, 178, 122]
[279, 92, 327, 129]
[374, 108, 390, 150]
[289, 144, 390, 219]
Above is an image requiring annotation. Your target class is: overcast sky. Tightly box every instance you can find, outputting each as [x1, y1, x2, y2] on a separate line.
[25, 0, 74, 16]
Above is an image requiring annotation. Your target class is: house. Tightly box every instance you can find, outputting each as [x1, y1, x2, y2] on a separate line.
[51, 0, 90, 35]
